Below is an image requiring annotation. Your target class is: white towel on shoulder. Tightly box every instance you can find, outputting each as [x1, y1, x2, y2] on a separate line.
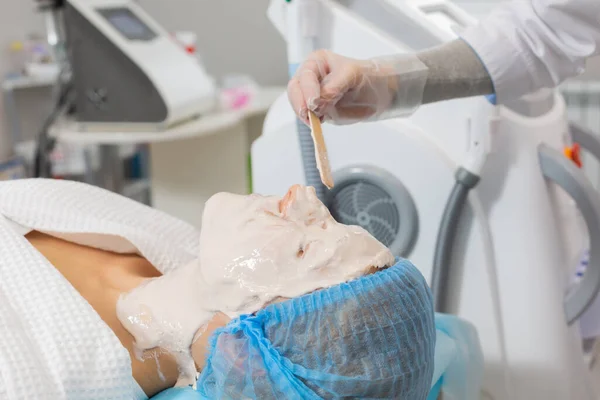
[0, 178, 201, 400]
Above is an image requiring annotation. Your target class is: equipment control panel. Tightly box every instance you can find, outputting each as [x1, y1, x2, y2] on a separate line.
[98, 7, 157, 41]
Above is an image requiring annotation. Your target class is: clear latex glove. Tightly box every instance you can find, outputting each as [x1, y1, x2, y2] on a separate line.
[288, 50, 429, 125]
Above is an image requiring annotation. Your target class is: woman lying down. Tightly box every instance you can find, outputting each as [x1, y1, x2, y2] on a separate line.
[0, 179, 436, 400]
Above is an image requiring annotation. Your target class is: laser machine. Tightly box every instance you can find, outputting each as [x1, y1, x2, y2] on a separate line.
[32, 0, 218, 187]
[252, 0, 600, 398]
[62, 0, 217, 132]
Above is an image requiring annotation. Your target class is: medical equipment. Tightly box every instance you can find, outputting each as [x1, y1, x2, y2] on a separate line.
[252, 0, 600, 399]
[31, 0, 218, 183]
[561, 81, 600, 189]
[62, 0, 216, 132]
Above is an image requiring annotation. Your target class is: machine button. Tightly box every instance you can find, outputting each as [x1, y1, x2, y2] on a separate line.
[564, 143, 582, 168]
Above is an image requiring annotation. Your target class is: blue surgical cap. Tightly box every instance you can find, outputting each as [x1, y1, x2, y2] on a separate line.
[196, 258, 436, 399]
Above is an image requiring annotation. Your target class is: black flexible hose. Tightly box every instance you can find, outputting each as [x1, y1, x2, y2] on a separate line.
[33, 0, 71, 178]
[431, 167, 480, 313]
[33, 80, 73, 178]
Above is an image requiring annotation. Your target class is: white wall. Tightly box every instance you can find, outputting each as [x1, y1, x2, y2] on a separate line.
[140, 0, 288, 86]
[0, 1, 45, 78]
[0, 0, 49, 149]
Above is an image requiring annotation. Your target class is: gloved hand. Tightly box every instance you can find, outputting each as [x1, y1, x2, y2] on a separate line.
[288, 49, 429, 125]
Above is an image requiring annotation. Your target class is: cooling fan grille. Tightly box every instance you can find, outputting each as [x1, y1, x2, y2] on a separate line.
[328, 166, 419, 257]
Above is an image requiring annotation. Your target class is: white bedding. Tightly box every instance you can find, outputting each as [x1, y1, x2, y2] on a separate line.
[0, 178, 201, 400]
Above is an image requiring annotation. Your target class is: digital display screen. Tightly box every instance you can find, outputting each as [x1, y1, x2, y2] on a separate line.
[98, 7, 157, 41]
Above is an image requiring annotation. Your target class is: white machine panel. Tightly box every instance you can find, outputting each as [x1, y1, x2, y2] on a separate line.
[258, 0, 600, 399]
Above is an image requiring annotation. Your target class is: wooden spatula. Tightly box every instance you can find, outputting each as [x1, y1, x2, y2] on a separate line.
[308, 110, 334, 189]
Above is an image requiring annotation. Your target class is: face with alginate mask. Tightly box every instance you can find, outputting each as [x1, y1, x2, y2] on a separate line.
[198, 184, 395, 315]
[117, 184, 394, 387]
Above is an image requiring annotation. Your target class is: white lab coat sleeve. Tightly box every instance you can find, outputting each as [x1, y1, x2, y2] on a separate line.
[460, 0, 600, 103]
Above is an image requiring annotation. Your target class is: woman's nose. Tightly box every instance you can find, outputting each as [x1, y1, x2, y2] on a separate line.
[279, 184, 302, 215]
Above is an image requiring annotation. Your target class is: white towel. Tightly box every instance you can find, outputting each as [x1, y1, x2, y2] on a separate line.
[0, 178, 201, 400]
